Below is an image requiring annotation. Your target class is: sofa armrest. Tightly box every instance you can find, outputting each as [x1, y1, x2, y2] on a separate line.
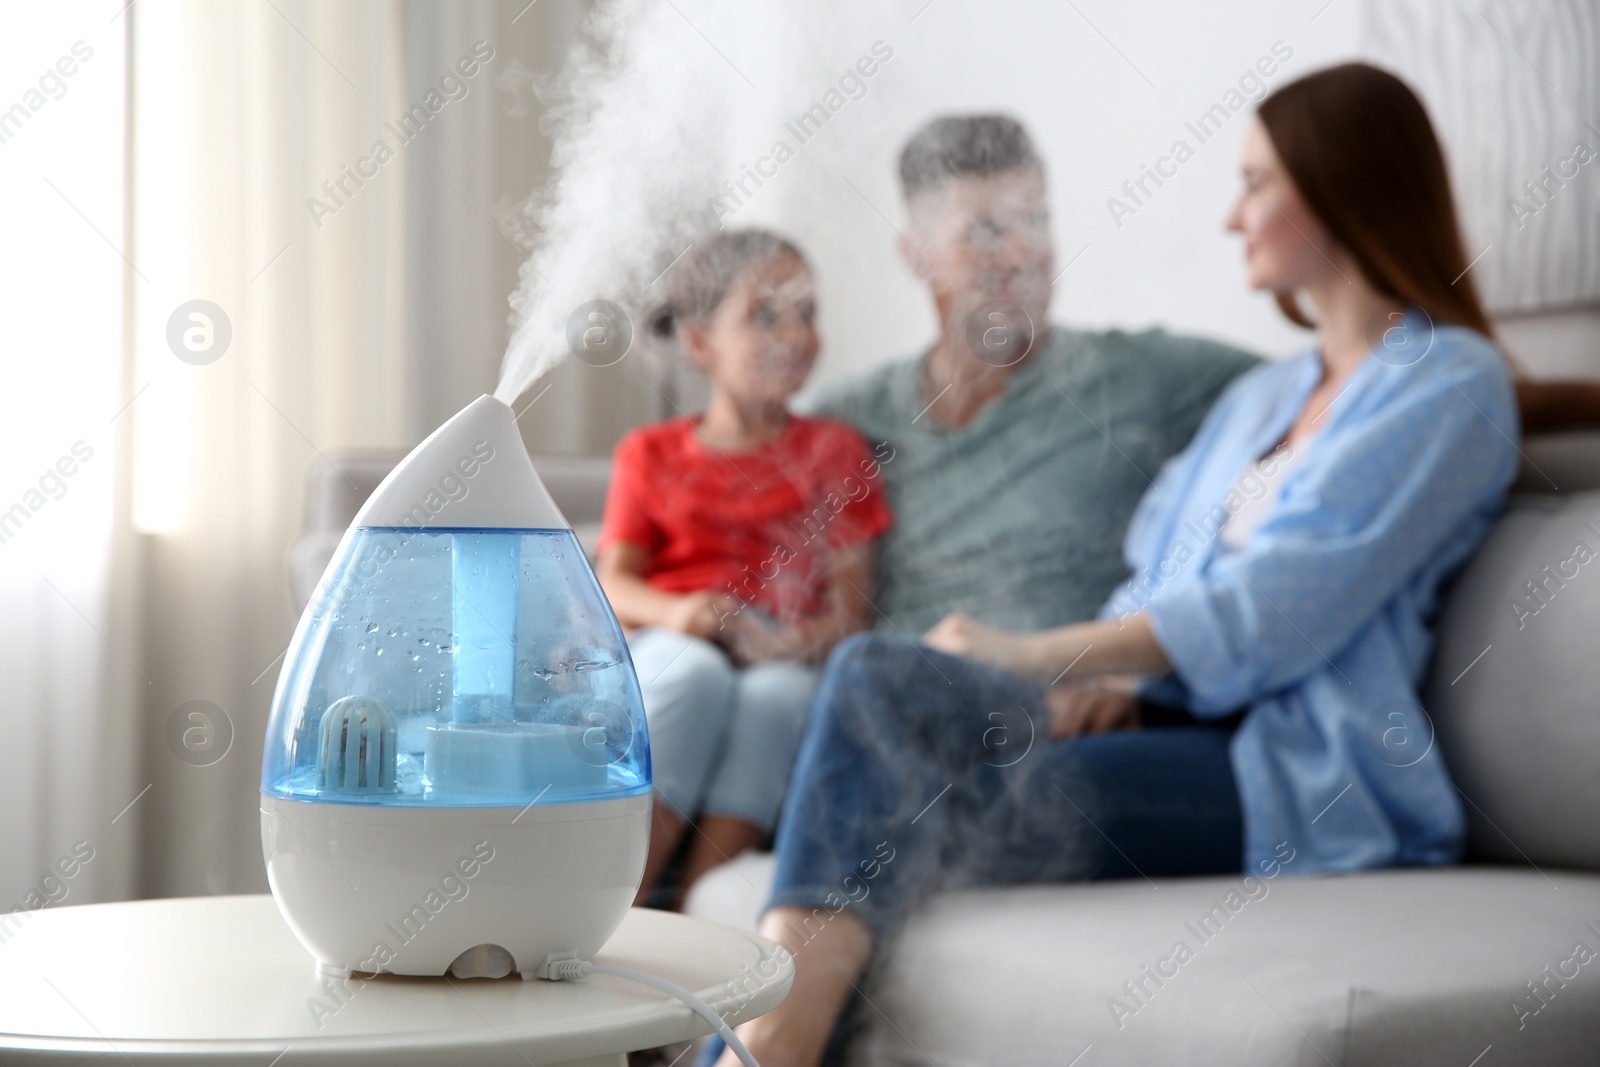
[1516, 430, 1600, 493]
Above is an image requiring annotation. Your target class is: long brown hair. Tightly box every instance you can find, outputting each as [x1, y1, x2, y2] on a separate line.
[1257, 63, 1494, 340]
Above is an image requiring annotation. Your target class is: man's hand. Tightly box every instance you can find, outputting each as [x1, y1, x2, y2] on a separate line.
[662, 592, 739, 641]
[1046, 684, 1140, 740]
[923, 612, 1037, 676]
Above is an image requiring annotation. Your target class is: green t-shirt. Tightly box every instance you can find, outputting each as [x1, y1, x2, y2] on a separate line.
[800, 326, 1261, 636]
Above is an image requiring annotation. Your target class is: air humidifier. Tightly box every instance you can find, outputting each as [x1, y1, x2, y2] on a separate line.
[260, 394, 651, 980]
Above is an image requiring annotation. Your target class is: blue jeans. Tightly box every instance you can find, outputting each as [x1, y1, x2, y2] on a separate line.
[766, 633, 1244, 941]
[628, 628, 818, 832]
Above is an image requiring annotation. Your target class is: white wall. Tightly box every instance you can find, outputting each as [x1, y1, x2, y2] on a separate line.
[518, 0, 1598, 435]
[707, 0, 1599, 387]
[721, 0, 1366, 385]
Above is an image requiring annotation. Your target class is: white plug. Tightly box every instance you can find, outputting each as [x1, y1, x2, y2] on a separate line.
[532, 950, 590, 981]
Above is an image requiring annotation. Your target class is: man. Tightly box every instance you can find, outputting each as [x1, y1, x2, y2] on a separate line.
[802, 114, 1259, 649]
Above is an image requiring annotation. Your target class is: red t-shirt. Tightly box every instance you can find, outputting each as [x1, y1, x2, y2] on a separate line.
[598, 415, 894, 623]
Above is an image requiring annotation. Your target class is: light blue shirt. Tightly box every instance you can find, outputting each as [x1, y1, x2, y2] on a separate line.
[1103, 312, 1519, 876]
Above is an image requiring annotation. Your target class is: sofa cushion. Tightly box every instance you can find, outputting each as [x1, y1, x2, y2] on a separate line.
[1426, 490, 1600, 869]
[686, 853, 1600, 1065]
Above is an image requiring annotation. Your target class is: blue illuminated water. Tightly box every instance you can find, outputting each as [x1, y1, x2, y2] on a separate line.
[260, 527, 651, 806]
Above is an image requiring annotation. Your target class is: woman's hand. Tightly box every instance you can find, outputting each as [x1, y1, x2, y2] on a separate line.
[1046, 684, 1141, 740]
[926, 611, 1168, 684]
[923, 612, 1041, 676]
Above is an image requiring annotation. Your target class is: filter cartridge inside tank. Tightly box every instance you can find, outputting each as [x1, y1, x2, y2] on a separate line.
[451, 531, 520, 724]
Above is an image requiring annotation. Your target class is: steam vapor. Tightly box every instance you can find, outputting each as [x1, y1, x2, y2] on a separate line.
[495, 0, 904, 404]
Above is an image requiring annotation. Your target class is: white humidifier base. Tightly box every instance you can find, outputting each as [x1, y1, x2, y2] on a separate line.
[261, 792, 649, 978]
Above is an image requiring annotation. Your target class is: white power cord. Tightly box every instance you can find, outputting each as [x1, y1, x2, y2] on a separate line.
[537, 953, 760, 1067]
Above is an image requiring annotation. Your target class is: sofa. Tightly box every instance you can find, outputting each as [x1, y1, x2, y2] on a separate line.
[290, 433, 1600, 1065]
[685, 436, 1600, 1066]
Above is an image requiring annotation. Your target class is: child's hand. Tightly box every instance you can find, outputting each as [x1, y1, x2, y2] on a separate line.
[662, 592, 738, 640]
[724, 614, 813, 666]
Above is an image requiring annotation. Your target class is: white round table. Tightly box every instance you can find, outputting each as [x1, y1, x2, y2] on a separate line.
[0, 895, 791, 1066]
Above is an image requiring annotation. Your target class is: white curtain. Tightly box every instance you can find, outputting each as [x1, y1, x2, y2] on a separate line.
[2, 0, 652, 903]
[125, 0, 597, 897]
[0, 4, 136, 908]
[127, 0, 413, 896]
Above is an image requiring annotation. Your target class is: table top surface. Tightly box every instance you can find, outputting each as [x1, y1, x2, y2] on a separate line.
[0, 894, 791, 1065]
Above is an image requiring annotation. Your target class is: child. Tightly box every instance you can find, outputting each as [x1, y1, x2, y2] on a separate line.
[597, 229, 893, 906]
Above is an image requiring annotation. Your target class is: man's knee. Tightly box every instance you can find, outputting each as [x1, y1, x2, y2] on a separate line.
[824, 632, 928, 692]
[812, 632, 937, 748]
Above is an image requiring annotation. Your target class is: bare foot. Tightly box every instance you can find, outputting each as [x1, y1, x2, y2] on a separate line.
[715, 906, 873, 1067]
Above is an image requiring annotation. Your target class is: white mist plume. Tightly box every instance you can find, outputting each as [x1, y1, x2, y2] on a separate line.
[494, 0, 905, 404]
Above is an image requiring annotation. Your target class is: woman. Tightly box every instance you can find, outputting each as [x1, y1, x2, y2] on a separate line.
[716, 63, 1519, 1067]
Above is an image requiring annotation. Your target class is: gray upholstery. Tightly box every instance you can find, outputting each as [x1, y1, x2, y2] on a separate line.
[688, 853, 1600, 1065]
[680, 435, 1600, 1066]
[1427, 491, 1600, 869]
